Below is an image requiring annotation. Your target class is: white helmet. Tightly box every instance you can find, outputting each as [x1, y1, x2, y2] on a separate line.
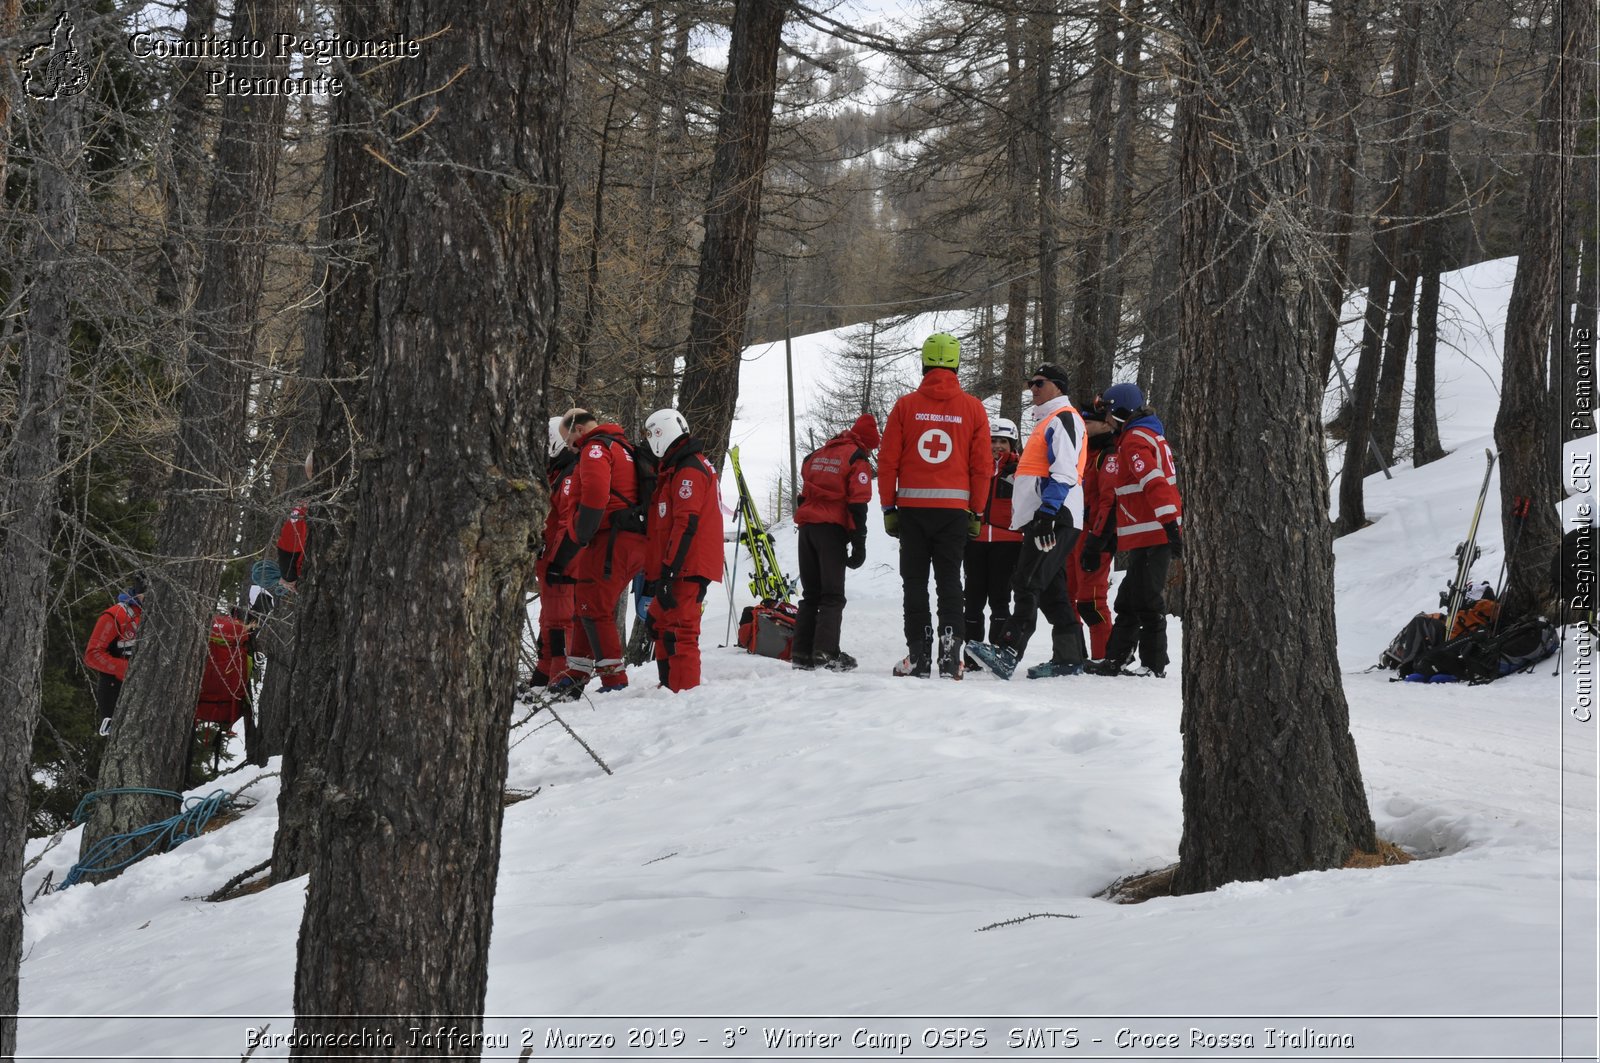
[643, 408, 689, 458]
[990, 417, 1019, 443]
[548, 416, 567, 459]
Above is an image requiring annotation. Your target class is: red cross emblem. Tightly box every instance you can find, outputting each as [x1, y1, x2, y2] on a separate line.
[918, 429, 954, 464]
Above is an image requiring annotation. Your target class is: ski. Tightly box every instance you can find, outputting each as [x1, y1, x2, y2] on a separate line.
[728, 445, 795, 604]
[1443, 449, 1497, 636]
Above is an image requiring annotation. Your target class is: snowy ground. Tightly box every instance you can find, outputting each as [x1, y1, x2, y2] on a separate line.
[16, 258, 1597, 1061]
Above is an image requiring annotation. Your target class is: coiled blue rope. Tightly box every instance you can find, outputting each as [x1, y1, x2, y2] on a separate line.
[58, 788, 234, 890]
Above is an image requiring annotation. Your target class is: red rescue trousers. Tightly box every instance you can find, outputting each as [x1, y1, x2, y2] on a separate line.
[570, 531, 648, 689]
[648, 578, 708, 692]
[1066, 541, 1113, 659]
[535, 563, 576, 682]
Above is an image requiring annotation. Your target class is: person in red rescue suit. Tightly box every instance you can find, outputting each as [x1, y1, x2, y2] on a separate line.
[963, 418, 1022, 657]
[1065, 402, 1117, 658]
[195, 610, 253, 729]
[531, 415, 581, 688]
[548, 409, 651, 695]
[964, 363, 1088, 681]
[84, 575, 145, 736]
[878, 333, 992, 679]
[276, 500, 308, 587]
[639, 409, 725, 692]
[792, 412, 881, 672]
[1084, 382, 1183, 677]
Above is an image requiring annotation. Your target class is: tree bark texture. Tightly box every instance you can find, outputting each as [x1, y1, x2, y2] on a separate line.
[1031, 7, 1060, 367]
[677, 0, 790, 471]
[0, 20, 85, 1054]
[1410, 101, 1453, 468]
[271, 13, 388, 880]
[288, 0, 572, 1050]
[999, 12, 1032, 429]
[79, 0, 295, 872]
[1310, 0, 1365, 390]
[1172, 0, 1376, 895]
[1094, 0, 1145, 391]
[1494, 1, 1594, 619]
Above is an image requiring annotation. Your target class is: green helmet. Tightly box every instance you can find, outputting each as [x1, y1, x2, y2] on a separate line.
[921, 332, 960, 370]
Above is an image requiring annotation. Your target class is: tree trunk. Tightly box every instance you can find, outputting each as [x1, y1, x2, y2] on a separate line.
[1310, 0, 1365, 389]
[0, 20, 85, 1053]
[1172, 0, 1375, 894]
[153, 0, 217, 315]
[1068, 0, 1116, 400]
[1494, 1, 1594, 619]
[1032, 5, 1060, 367]
[288, 0, 572, 1049]
[1095, 0, 1145, 388]
[1334, 2, 1422, 533]
[677, 0, 790, 471]
[1139, 129, 1183, 417]
[1000, 11, 1031, 428]
[79, 0, 294, 874]
[1410, 85, 1454, 468]
[270, 2, 391, 885]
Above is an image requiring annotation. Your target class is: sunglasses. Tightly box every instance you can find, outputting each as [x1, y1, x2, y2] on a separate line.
[1027, 378, 1052, 389]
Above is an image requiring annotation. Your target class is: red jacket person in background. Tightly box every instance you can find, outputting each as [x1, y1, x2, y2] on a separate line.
[84, 576, 145, 736]
[532, 416, 581, 687]
[792, 413, 879, 672]
[640, 409, 724, 692]
[1085, 383, 1184, 677]
[963, 417, 1022, 652]
[552, 409, 650, 696]
[277, 501, 308, 586]
[878, 333, 992, 679]
[1067, 403, 1118, 659]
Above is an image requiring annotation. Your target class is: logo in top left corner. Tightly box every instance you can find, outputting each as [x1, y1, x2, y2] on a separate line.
[21, 9, 89, 101]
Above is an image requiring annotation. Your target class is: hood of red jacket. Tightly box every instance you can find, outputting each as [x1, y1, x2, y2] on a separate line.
[916, 367, 963, 401]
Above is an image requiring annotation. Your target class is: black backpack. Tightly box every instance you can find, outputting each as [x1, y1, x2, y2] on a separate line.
[590, 432, 656, 535]
[1379, 613, 1446, 674]
[1414, 617, 1560, 684]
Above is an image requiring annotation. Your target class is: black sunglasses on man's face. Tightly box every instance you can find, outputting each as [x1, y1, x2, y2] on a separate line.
[1027, 378, 1049, 389]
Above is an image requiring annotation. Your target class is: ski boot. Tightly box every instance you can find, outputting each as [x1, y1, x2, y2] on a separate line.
[791, 652, 817, 671]
[966, 642, 1020, 680]
[1084, 657, 1129, 677]
[893, 630, 933, 678]
[819, 651, 858, 673]
[937, 627, 964, 679]
[1026, 659, 1085, 679]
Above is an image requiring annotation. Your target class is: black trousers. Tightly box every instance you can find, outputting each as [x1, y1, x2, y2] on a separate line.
[94, 671, 122, 725]
[964, 540, 1020, 644]
[795, 522, 850, 659]
[1000, 523, 1082, 662]
[898, 507, 968, 651]
[1104, 543, 1174, 670]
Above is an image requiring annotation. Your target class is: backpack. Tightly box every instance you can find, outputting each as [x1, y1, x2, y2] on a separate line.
[1411, 617, 1561, 684]
[1379, 613, 1446, 674]
[737, 601, 798, 661]
[591, 432, 656, 535]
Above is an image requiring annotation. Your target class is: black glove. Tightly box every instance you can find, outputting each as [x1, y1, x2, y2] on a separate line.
[1164, 522, 1183, 557]
[546, 535, 579, 579]
[1026, 513, 1058, 551]
[657, 576, 678, 610]
[1079, 535, 1103, 573]
[846, 536, 866, 569]
[641, 578, 661, 598]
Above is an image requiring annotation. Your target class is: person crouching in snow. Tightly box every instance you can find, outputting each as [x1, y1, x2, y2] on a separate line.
[641, 409, 724, 692]
[792, 412, 880, 672]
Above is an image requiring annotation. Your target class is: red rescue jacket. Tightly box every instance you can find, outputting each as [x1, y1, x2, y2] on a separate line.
[1100, 416, 1182, 550]
[795, 431, 874, 529]
[571, 423, 644, 542]
[975, 451, 1022, 543]
[646, 438, 725, 583]
[276, 504, 308, 554]
[84, 598, 141, 680]
[542, 449, 579, 556]
[878, 369, 991, 512]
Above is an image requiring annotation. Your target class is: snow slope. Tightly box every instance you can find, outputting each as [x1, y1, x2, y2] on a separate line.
[16, 258, 1596, 1061]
